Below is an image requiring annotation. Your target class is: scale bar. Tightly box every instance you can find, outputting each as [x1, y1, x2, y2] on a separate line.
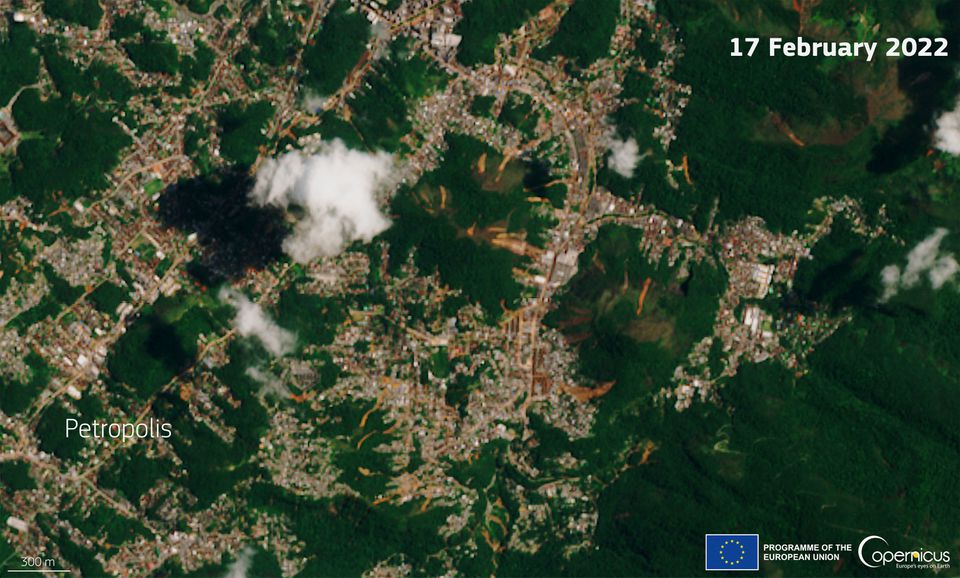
[7, 571, 71, 573]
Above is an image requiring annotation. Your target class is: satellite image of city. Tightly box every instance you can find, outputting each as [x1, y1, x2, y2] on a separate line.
[0, 0, 959, 575]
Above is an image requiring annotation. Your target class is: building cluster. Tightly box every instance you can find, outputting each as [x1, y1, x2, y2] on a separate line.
[665, 200, 882, 411]
[0, 0, 889, 574]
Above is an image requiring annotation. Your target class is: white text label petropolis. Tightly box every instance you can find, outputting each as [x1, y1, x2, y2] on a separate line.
[65, 418, 172, 441]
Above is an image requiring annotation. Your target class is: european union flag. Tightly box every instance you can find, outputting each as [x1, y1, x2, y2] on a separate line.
[705, 534, 760, 571]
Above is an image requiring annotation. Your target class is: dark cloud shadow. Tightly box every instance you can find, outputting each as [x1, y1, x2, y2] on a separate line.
[157, 167, 287, 283]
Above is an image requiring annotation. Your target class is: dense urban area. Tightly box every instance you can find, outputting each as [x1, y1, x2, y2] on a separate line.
[1, 0, 959, 575]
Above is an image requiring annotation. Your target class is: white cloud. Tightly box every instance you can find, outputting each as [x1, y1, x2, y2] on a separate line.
[881, 228, 959, 301]
[930, 254, 960, 289]
[219, 288, 295, 356]
[934, 102, 960, 155]
[880, 264, 901, 297]
[900, 228, 948, 287]
[607, 136, 640, 178]
[301, 91, 326, 114]
[223, 547, 254, 578]
[251, 140, 393, 263]
[245, 366, 290, 399]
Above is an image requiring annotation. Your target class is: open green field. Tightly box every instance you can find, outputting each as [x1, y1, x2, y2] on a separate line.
[301, 0, 370, 96]
[456, 0, 551, 66]
[384, 135, 561, 317]
[107, 293, 227, 399]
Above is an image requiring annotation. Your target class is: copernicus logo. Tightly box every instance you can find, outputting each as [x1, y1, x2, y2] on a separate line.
[705, 534, 760, 571]
[858, 535, 951, 570]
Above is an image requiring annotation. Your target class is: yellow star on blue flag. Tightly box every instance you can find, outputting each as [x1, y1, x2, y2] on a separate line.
[705, 534, 759, 571]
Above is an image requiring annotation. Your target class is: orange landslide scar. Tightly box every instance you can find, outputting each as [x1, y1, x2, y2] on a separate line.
[636, 277, 652, 315]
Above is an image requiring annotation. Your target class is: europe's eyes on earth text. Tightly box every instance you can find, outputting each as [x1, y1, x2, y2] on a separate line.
[0, 0, 958, 576]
